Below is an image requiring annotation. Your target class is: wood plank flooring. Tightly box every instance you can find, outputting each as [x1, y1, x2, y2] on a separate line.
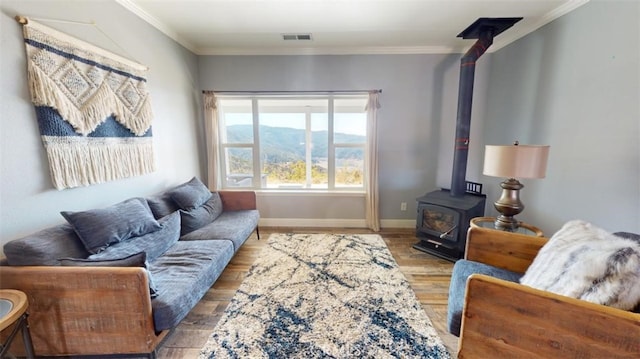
[156, 228, 459, 358]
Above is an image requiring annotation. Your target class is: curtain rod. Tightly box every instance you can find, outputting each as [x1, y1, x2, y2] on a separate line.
[202, 89, 382, 95]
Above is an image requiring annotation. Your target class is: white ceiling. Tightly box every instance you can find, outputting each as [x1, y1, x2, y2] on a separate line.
[116, 0, 589, 55]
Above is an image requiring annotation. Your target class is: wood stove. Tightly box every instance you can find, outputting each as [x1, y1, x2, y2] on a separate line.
[413, 18, 521, 261]
[414, 189, 485, 261]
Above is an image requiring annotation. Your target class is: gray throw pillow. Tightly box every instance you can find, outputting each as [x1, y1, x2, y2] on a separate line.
[3, 224, 89, 266]
[59, 252, 158, 297]
[146, 192, 180, 219]
[168, 177, 212, 210]
[61, 197, 161, 254]
[87, 211, 181, 263]
[179, 192, 224, 235]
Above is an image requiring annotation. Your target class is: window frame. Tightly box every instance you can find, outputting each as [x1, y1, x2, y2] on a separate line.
[217, 93, 369, 193]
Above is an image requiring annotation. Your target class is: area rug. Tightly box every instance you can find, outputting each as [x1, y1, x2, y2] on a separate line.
[200, 233, 451, 358]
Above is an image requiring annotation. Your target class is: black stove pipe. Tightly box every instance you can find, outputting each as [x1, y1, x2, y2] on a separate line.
[450, 28, 494, 197]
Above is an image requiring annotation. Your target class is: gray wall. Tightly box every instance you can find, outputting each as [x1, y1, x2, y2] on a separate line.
[481, 0, 640, 234]
[199, 0, 639, 234]
[198, 54, 491, 227]
[2, 0, 636, 253]
[0, 1, 203, 252]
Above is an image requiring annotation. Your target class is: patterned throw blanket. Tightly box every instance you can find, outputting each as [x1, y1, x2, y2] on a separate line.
[21, 20, 155, 190]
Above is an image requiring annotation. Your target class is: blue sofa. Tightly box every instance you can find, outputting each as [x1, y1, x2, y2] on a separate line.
[0, 177, 259, 358]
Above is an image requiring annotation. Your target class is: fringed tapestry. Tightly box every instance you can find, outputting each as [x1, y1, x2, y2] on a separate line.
[20, 19, 155, 190]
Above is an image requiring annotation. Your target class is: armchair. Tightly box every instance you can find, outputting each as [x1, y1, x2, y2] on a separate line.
[449, 226, 640, 358]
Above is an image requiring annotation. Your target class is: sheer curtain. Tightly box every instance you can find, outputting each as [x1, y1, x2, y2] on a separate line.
[365, 92, 381, 231]
[203, 91, 220, 190]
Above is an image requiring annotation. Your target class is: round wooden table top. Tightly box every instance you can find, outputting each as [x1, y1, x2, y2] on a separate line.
[0, 289, 28, 332]
[470, 216, 545, 237]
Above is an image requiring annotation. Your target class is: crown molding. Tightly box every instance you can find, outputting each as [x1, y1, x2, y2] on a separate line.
[488, 0, 590, 53]
[115, 0, 198, 53]
[195, 45, 461, 56]
[117, 0, 589, 56]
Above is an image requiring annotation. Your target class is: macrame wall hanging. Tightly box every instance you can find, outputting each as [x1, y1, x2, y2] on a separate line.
[18, 16, 156, 190]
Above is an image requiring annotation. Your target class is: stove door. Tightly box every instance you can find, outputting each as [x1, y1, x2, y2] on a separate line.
[417, 204, 460, 243]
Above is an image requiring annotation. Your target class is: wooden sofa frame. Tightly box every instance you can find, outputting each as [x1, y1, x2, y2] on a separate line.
[0, 191, 257, 358]
[458, 226, 640, 358]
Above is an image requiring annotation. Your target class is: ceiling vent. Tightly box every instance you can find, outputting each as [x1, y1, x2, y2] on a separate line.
[282, 33, 313, 41]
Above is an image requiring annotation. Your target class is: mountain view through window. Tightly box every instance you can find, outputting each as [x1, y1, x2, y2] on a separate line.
[218, 96, 368, 190]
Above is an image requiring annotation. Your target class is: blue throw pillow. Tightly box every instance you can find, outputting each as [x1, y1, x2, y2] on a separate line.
[61, 197, 161, 254]
[168, 177, 212, 211]
[87, 211, 181, 262]
[179, 192, 223, 235]
[3, 224, 89, 266]
[146, 192, 180, 219]
[58, 252, 159, 298]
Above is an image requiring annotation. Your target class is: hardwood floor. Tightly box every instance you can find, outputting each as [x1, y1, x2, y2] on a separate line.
[156, 228, 459, 358]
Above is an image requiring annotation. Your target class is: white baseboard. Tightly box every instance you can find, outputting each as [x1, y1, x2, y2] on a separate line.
[259, 218, 416, 229]
[380, 219, 416, 229]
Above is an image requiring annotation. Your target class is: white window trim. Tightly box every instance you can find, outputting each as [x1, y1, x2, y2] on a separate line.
[217, 93, 369, 193]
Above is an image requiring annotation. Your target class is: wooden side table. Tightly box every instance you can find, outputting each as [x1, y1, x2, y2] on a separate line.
[0, 289, 35, 358]
[470, 216, 544, 237]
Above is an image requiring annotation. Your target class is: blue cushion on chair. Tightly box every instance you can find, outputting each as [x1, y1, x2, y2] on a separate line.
[447, 259, 522, 337]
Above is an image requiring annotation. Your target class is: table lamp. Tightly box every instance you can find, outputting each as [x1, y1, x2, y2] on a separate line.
[483, 142, 550, 231]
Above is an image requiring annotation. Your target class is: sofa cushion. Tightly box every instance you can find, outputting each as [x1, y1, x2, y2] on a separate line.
[447, 259, 522, 337]
[59, 252, 159, 297]
[61, 197, 161, 254]
[149, 239, 234, 330]
[180, 209, 259, 252]
[520, 220, 640, 311]
[147, 192, 180, 219]
[3, 224, 89, 266]
[86, 211, 181, 263]
[168, 177, 212, 210]
[179, 193, 224, 235]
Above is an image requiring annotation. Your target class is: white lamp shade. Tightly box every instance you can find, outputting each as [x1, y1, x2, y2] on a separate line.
[483, 144, 550, 179]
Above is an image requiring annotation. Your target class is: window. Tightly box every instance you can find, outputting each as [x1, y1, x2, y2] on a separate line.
[217, 94, 369, 191]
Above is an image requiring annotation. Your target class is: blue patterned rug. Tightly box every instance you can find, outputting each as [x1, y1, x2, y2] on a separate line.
[200, 233, 451, 358]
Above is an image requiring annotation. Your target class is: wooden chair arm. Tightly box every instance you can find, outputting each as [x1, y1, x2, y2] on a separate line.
[0, 266, 166, 356]
[465, 226, 548, 274]
[219, 191, 257, 211]
[458, 274, 640, 359]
